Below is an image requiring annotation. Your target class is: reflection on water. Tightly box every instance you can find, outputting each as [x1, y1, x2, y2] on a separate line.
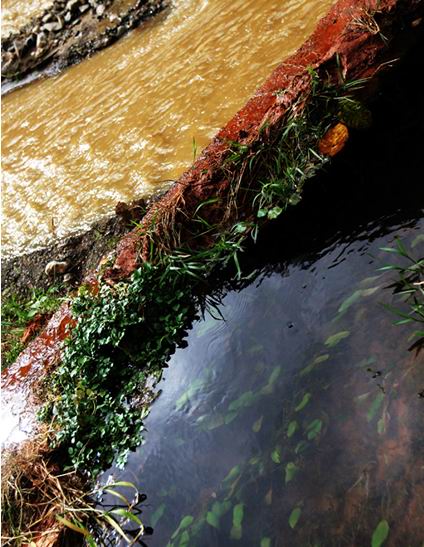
[1, 0, 334, 256]
[102, 216, 424, 546]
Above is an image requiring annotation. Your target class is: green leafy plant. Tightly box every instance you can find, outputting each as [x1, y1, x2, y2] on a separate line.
[380, 238, 424, 352]
[1, 287, 64, 369]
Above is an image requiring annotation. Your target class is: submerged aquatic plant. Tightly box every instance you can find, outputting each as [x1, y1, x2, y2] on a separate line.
[380, 237, 424, 352]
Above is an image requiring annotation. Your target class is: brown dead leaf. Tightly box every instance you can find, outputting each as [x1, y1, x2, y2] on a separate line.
[319, 122, 349, 157]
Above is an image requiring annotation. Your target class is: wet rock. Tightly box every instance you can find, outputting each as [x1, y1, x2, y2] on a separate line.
[45, 261, 69, 276]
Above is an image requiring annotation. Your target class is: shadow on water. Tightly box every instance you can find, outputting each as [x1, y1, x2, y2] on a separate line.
[99, 36, 424, 547]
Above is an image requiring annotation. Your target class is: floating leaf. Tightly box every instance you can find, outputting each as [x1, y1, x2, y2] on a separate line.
[288, 507, 301, 529]
[295, 393, 311, 412]
[151, 503, 166, 528]
[271, 448, 282, 464]
[324, 331, 350, 347]
[287, 420, 298, 438]
[285, 462, 299, 483]
[261, 538, 271, 547]
[306, 419, 323, 440]
[367, 392, 384, 422]
[371, 520, 389, 547]
[252, 416, 264, 433]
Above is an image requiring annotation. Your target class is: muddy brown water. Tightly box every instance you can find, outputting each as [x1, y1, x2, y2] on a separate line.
[1, 0, 334, 257]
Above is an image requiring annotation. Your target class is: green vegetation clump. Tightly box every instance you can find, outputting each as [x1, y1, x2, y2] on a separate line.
[381, 237, 424, 351]
[1, 286, 63, 369]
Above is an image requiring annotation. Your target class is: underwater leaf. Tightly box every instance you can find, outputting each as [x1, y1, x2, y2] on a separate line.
[285, 462, 299, 483]
[171, 515, 194, 539]
[260, 538, 271, 547]
[265, 488, 272, 505]
[206, 511, 220, 529]
[306, 419, 323, 440]
[271, 448, 282, 464]
[197, 413, 225, 430]
[179, 516, 194, 530]
[223, 465, 241, 483]
[371, 520, 389, 547]
[252, 416, 264, 433]
[295, 393, 311, 412]
[299, 354, 329, 376]
[338, 290, 363, 314]
[288, 507, 301, 529]
[287, 420, 298, 438]
[228, 391, 256, 412]
[336, 286, 381, 317]
[225, 410, 239, 425]
[233, 503, 244, 526]
[151, 503, 166, 528]
[324, 331, 350, 347]
[377, 417, 386, 435]
[367, 392, 384, 422]
[230, 503, 244, 540]
[179, 530, 190, 546]
[268, 366, 282, 386]
[267, 206, 283, 220]
[175, 378, 204, 410]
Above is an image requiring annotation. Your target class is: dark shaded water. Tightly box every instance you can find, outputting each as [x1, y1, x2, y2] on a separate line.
[103, 214, 423, 547]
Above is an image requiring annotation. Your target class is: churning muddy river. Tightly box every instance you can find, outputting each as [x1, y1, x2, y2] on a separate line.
[1, 0, 334, 257]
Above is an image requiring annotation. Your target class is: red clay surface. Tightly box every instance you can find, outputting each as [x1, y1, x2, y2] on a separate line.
[2, 0, 423, 399]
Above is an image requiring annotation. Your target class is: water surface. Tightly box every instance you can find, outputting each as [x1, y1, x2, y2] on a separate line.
[104, 215, 424, 546]
[2, 0, 334, 256]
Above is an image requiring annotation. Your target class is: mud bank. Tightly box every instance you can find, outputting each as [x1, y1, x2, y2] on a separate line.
[1, 0, 167, 94]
